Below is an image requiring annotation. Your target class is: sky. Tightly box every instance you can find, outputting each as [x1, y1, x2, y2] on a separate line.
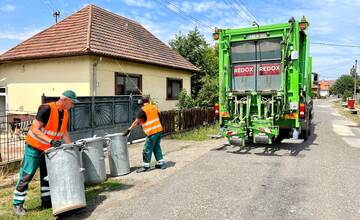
[0, 0, 360, 80]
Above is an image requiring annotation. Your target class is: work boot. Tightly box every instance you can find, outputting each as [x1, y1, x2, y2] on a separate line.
[41, 201, 52, 209]
[136, 166, 150, 173]
[155, 163, 166, 170]
[13, 204, 26, 216]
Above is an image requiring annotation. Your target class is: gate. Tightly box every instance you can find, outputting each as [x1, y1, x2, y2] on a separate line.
[42, 95, 145, 142]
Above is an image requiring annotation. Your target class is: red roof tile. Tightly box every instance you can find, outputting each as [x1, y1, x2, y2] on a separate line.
[0, 5, 198, 72]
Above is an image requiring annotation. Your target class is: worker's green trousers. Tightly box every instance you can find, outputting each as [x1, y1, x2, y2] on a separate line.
[13, 144, 51, 206]
[142, 132, 164, 167]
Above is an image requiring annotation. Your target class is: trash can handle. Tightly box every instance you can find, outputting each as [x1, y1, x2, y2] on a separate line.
[104, 137, 112, 147]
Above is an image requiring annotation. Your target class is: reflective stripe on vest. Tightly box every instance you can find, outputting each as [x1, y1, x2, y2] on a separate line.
[141, 103, 163, 136]
[25, 102, 68, 151]
[143, 118, 160, 127]
[143, 124, 162, 134]
[40, 128, 63, 137]
[27, 130, 50, 145]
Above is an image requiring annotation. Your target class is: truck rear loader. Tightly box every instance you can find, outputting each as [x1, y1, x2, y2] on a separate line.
[214, 17, 313, 146]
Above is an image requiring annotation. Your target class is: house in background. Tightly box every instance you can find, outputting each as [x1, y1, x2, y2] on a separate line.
[0, 4, 197, 118]
[318, 80, 335, 98]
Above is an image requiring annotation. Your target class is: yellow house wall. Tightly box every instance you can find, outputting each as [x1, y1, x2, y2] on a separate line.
[0, 55, 193, 114]
[93, 57, 192, 111]
[0, 56, 91, 114]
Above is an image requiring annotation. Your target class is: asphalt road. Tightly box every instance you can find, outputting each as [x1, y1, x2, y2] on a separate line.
[93, 99, 360, 220]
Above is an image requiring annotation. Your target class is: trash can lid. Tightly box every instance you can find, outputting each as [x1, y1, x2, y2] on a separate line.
[44, 143, 76, 154]
[104, 133, 125, 138]
[76, 136, 104, 144]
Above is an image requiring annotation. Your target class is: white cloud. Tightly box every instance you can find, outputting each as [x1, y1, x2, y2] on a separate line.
[122, 0, 154, 8]
[180, 1, 229, 13]
[0, 4, 15, 12]
[0, 29, 43, 41]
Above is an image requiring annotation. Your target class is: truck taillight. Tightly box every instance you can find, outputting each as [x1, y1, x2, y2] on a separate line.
[214, 103, 219, 115]
[220, 111, 230, 118]
[227, 131, 235, 135]
[213, 33, 219, 40]
[299, 103, 305, 118]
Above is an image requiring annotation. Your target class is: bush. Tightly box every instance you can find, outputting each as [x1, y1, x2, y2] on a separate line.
[342, 90, 353, 102]
[176, 89, 195, 110]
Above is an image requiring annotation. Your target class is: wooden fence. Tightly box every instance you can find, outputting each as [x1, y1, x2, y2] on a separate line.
[159, 108, 216, 134]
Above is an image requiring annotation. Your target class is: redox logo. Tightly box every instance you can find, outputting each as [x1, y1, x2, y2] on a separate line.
[233, 65, 255, 77]
[259, 63, 282, 75]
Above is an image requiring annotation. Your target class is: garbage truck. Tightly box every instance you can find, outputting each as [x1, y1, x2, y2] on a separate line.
[213, 16, 313, 146]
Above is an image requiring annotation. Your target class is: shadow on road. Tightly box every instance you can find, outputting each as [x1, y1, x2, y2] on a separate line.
[56, 182, 134, 219]
[130, 160, 176, 173]
[213, 123, 318, 157]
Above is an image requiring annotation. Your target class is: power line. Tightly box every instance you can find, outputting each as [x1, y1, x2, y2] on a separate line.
[235, 0, 260, 24]
[223, 0, 253, 25]
[155, 0, 214, 32]
[39, 0, 55, 12]
[311, 42, 360, 48]
[46, 0, 58, 11]
[39, 0, 61, 23]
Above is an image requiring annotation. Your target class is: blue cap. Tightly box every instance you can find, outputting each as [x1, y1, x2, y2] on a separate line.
[62, 90, 80, 103]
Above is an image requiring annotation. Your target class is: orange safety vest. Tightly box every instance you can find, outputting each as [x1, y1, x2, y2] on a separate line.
[25, 102, 69, 151]
[141, 103, 163, 136]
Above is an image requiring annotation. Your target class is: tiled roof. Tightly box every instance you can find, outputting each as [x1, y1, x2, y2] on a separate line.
[0, 5, 198, 72]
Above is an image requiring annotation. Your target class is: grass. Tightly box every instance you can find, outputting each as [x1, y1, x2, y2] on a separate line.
[0, 182, 53, 220]
[332, 100, 360, 125]
[166, 123, 220, 141]
[0, 178, 122, 219]
[85, 180, 122, 201]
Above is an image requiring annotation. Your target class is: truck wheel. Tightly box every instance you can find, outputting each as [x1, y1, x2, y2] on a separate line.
[300, 121, 310, 141]
[229, 138, 245, 146]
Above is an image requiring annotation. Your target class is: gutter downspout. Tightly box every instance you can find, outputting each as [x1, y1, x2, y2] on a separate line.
[91, 57, 102, 136]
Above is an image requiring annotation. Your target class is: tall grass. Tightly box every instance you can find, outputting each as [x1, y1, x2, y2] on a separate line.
[166, 123, 220, 141]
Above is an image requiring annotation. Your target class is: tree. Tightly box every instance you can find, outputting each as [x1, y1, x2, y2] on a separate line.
[176, 89, 196, 110]
[169, 28, 217, 98]
[330, 75, 354, 96]
[196, 74, 218, 107]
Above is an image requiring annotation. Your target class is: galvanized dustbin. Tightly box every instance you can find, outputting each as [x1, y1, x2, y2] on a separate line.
[104, 133, 130, 176]
[45, 144, 86, 216]
[78, 137, 106, 185]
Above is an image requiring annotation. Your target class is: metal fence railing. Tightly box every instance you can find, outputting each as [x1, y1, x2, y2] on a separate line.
[0, 116, 34, 164]
[0, 107, 216, 165]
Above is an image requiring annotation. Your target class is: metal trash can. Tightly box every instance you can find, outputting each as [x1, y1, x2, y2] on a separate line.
[78, 137, 106, 185]
[45, 144, 86, 216]
[104, 133, 130, 176]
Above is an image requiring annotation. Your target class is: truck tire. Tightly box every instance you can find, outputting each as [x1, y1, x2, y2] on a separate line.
[274, 129, 290, 143]
[300, 120, 310, 141]
[229, 137, 246, 146]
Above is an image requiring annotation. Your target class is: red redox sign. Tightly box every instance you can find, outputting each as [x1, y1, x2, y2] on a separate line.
[258, 63, 282, 76]
[233, 65, 255, 77]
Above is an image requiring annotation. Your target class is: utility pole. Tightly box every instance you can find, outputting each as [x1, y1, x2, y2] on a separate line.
[53, 10, 60, 23]
[355, 60, 358, 103]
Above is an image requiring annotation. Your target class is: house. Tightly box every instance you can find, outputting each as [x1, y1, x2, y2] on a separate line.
[0, 4, 198, 117]
[318, 80, 335, 97]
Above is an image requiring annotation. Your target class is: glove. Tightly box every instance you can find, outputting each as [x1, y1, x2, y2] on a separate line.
[50, 140, 62, 148]
[123, 129, 131, 136]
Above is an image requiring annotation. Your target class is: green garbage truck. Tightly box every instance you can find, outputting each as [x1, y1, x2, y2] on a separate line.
[213, 16, 313, 146]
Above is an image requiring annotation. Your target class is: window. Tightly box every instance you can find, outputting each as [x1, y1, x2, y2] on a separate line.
[167, 78, 183, 100]
[230, 38, 282, 91]
[115, 73, 142, 95]
[231, 38, 281, 63]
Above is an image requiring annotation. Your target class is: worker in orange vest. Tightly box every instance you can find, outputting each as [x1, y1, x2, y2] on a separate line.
[12, 90, 79, 216]
[125, 96, 166, 173]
